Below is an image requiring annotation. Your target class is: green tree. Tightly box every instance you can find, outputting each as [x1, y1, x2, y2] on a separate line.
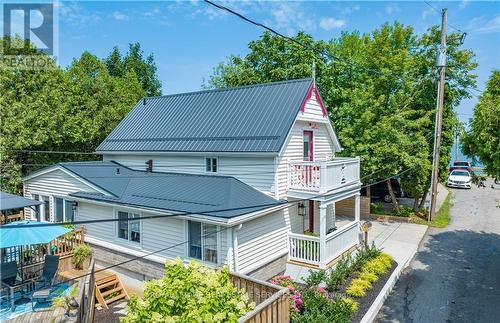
[207, 23, 477, 212]
[104, 43, 162, 96]
[462, 70, 500, 180]
[0, 37, 149, 193]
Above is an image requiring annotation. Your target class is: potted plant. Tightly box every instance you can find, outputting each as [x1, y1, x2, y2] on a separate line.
[52, 284, 79, 318]
[72, 244, 92, 269]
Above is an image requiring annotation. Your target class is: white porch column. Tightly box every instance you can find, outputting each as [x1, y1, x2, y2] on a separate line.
[355, 193, 361, 222]
[319, 203, 327, 269]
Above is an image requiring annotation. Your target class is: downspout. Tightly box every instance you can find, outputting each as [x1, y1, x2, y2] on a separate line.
[232, 224, 243, 273]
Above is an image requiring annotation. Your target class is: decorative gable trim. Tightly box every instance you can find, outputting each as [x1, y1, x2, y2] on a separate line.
[299, 83, 328, 118]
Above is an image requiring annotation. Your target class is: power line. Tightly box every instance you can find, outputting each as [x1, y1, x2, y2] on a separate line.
[3, 166, 416, 229]
[423, 1, 465, 33]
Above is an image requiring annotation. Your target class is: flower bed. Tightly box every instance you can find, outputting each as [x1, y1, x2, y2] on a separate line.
[271, 244, 397, 323]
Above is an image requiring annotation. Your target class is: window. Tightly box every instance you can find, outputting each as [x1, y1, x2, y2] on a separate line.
[54, 197, 76, 223]
[41, 196, 50, 222]
[117, 211, 141, 243]
[188, 221, 218, 263]
[54, 197, 64, 223]
[205, 158, 217, 173]
[32, 194, 40, 221]
[303, 131, 313, 161]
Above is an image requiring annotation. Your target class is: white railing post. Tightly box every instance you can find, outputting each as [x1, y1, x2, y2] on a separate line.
[320, 161, 327, 193]
[319, 204, 327, 268]
[355, 194, 360, 223]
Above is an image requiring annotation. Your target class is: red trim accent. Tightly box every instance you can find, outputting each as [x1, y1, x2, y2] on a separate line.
[308, 200, 314, 232]
[299, 83, 328, 117]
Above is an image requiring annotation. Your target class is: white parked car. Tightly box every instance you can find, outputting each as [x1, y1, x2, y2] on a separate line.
[447, 170, 472, 189]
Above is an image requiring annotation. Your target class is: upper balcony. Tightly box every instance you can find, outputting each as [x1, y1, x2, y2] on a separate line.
[287, 157, 360, 196]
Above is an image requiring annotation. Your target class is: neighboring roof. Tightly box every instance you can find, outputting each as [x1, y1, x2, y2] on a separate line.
[0, 191, 43, 211]
[52, 161, 282, 219]
[96, 78, 314, 154]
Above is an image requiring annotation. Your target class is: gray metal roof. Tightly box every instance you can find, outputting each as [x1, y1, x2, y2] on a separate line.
[96, 78, 314, 153]
[59, 161, 282, 219]
[0, 191, 43, 211]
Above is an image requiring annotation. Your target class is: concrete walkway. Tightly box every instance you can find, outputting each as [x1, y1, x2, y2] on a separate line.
[359, 221, 428, 322]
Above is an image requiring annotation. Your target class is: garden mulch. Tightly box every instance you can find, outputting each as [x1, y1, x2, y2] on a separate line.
[347, 260, 398, 323]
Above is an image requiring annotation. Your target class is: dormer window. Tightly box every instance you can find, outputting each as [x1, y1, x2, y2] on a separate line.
[205, 157, 217, 173]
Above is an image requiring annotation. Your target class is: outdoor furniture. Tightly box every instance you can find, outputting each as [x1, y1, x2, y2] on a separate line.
[31, 288, 51, 311]
[34, 255, 60, 288]
[1, 262, 36, 311]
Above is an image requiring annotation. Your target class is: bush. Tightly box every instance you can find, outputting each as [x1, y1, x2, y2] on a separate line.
[325, 255, 352, 291]
[346, 278, 372, 298]
[393, 205, 413, 217]
[270, 276, 302, 312]
[363, 254, 392, 275]
[371, 202, 385, 214]
[342, 297, 359, 312]
[72, 244, 92, 269]
[303, 269, 326, 288]
[292, 289, 355, 323]
[351, 243, 381, 271]
[359, 271, 378, 283]
[122, 258, 255, 323]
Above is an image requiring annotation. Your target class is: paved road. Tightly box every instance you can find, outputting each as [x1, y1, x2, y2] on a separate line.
[376, 179, 500, 323]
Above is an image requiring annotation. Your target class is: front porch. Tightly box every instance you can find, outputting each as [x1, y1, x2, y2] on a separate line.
[287, 193, 361, 269]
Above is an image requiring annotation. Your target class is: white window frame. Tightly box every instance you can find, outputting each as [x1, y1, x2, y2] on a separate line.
[53, 196, 76, 223]
[205, 157, 218, 173]
[186, 220, 220, 265]
[115, 209, 142, 245]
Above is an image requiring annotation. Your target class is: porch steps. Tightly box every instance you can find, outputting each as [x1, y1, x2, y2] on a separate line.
[95, 272, 129, 309]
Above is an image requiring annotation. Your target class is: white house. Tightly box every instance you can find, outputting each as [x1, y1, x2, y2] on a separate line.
[23, 78, 362, 283]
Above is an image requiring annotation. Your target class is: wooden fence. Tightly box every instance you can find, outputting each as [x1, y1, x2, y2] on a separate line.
[49, 227, 85, 256]
[77, 259, 96, 323]
[231, 273, 290, 323]
[0, 211, 24, 224]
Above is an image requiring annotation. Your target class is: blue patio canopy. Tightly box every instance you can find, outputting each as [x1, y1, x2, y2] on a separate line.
[0, 220, 71, 248]
[0, 191, 42, 212]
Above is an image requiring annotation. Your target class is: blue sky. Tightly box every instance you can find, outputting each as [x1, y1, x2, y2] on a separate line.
[33, 1, 500, 122]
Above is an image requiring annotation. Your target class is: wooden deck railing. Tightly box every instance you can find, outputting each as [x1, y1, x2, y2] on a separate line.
[231, 272, 290, 323]
[50, 227, 85, 256]
[0, 212, 24, 224]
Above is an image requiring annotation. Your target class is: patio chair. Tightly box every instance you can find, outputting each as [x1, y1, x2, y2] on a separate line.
[0, 261, 19, 305]
[34, 255, 60, 288]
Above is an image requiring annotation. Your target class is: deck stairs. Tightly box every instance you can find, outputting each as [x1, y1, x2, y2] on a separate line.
[94, 272, 129, 309]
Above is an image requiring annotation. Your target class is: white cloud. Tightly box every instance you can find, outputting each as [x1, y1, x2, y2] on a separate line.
[59, 1, 100, 26]
[459, 0, 470, 10]
[319, 17, 346, 31]
[113, 11, 128, 21]
[466, 15, 500, 34]
[421, 8, 438, 20]
[385, 4, 401, 15]
[143, 7, 161, 17]
[340, 4, 360, 15]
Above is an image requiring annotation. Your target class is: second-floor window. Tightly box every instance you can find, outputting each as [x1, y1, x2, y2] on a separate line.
[303, 131, 313, 161]
[205, 157, 218, 173]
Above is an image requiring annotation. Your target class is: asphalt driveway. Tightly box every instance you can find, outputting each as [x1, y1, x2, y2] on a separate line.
[376, 179, 500, 323]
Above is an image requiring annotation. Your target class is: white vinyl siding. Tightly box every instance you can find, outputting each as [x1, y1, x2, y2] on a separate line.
[237, 210, 288, 274]
[75, 202, 114, 241]
[141, 215, 185, 259]
[103, 155, 276, 196]
[297, 90, 328, 121]
[24, 169, 98, 221]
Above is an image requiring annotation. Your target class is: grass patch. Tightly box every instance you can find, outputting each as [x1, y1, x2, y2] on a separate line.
[411, 190, 451, 228]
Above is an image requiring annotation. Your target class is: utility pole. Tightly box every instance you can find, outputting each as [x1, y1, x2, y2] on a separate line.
[429, 8, 447, 221]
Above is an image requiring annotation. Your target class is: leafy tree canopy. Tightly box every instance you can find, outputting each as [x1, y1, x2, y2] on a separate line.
[461, 70, 500, 179]
[207, 23, 477, 210]
[0, 37, 155, 193]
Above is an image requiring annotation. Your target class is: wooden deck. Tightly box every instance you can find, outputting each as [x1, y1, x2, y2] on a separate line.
[6, 306, 65, 323]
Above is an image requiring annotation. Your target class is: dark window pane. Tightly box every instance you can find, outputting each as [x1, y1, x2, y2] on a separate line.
[64, 200, 74, 222]
[32, 194, 40, 221]
[206, 158, 211, 172]
[54, 198, 64, 223]
[203, 224, 218, 263]
[118, 211, 128, 240]
[212, 158, 217, 173]
[130, 214, 140, 243]
[188, 221, 202, 259]
[42, 196, 50, 221]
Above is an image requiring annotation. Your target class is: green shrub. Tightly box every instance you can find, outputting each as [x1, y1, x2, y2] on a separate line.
[363, 253, 392, 275]
[122, 258, 255, 323]
[325, 255, 352, 291]
[342, 297, 359, 312]
[359, 271, 378, 283]
[351, 243, 381, 271]
[304, 269, 326, 288]
[292, 289, 355, 323]
[346, 278, 371, 298]
[370, 202, 385, 214]
[72, 244, 92, 269]
[393, 205, 413, 217]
